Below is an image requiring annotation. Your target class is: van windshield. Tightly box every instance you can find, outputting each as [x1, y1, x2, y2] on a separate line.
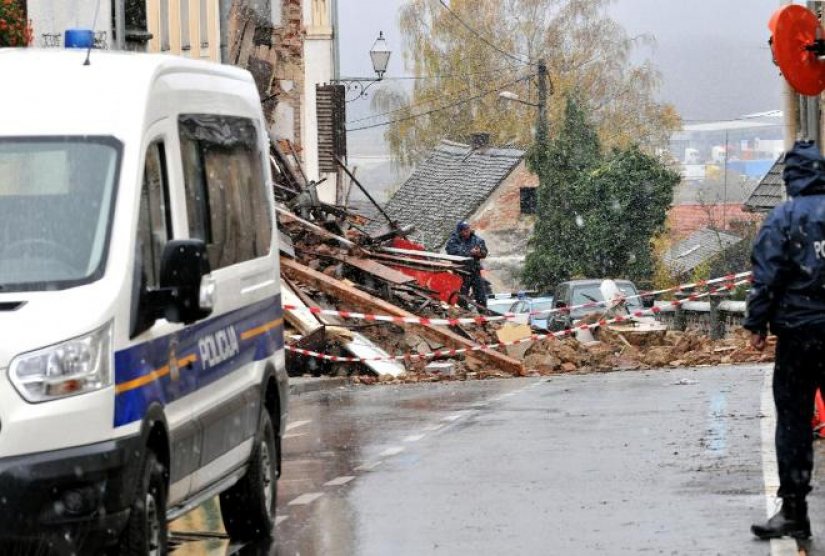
[0, 138, 120, 292]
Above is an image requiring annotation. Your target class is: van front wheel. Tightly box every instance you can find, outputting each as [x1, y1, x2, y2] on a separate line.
[220, 411, 277, 541]
[119, 450, 168, 556]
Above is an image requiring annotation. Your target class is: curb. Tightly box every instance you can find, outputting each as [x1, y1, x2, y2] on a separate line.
[288, 376, 350, 396]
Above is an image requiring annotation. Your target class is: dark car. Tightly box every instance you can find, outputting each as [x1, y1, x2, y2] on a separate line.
[548, 279, 649, 331]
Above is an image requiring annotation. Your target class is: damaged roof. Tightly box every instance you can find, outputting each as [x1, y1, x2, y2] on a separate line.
[663, 228, 743, 275]
[744, 156, 785, 213]
[374, 140, 525, 248]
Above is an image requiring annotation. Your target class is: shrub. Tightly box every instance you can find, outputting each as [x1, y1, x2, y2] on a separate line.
[0, 0, 32, 47]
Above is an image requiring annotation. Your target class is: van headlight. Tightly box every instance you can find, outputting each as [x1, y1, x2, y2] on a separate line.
[9, 322, 113, 403]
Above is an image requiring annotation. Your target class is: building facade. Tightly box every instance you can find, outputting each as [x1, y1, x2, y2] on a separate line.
[23, 0, 336, 192]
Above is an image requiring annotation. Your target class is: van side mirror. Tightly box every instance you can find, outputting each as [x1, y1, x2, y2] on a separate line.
[159, 240, 213, 325]
[642, 295, 654, 309]
[555, 300, 567, 309]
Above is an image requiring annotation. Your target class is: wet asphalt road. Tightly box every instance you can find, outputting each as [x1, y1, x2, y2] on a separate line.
[170, 365, 825, 555]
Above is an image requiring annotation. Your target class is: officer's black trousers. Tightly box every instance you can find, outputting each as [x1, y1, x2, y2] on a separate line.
[461, 271, 487, 308]
[774, 330, 825, 499]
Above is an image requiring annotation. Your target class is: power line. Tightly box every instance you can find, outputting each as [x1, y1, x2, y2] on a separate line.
[435, 0, 533, 67]
[377, 65, 524, 81]
[346, 65, 527, 125]
[346, 72, 535, 132]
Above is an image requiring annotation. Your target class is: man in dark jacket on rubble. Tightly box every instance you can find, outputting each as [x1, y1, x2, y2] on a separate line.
[446, 221, 488, 307]
[747, 141, 825, 541]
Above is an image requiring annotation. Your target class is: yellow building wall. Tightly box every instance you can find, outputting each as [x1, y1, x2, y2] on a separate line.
[146, 0, 220, 62]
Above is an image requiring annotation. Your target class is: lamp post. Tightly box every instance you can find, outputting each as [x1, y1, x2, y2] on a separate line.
[498, 59, 549, 149]
[334, 31, 391, 102]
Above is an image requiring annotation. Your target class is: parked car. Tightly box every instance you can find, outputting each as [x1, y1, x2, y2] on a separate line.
[487, 293, 520, 315]
[507, 296, 555, 330]
[548, 279, 651, 331]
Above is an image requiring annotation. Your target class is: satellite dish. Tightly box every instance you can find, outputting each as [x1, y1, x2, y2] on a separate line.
[769, 4, 825, 96]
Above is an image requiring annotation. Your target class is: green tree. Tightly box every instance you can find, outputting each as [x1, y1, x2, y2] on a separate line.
[523, 95, 679, 289]
[368, 0, 679, 167]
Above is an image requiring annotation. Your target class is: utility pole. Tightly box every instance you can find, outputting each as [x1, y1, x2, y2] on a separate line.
[782, 0, 799, 151]
[803, 1, 824, 149]
[536, 59, 549, 149]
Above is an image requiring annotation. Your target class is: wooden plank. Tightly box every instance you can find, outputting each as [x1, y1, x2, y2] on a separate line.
[496, 324, 533, 360]
[281, 275, 342, 327]
[275, 206, 356, 248]
[346, 333, 406, 377]
[378, 246, 471, 263]
[280, 280, 324, 336]
[338, 256, 415, 285]
[281, 257, 524, 376]
[367, 252, 462, 270]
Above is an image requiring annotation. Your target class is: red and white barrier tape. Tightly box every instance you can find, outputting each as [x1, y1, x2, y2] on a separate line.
[285, 279, 750, 364]
[283, 271, 752, 326]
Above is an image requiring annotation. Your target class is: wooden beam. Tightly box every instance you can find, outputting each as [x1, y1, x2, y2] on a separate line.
[378, 246, 471, 263]
[276, 206, 357, 248]
[281, 257, 524, 376]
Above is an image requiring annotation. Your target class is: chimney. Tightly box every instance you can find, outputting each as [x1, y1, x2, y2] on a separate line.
[470, 133, 491, 150]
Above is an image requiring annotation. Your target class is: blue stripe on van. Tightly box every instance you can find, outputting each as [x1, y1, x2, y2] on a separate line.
[113, 295, 284, 427]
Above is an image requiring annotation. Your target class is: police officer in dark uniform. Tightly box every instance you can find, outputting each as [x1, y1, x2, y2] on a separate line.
[747, 141, 825, 541]
[446, 221, 488, 308]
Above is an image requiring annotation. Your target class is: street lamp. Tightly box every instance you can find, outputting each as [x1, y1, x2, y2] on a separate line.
[498, 59, 550, 149]
[369, 31, 391, 79]
[498, 91, 540, 108]
[334, 31, 392, 102]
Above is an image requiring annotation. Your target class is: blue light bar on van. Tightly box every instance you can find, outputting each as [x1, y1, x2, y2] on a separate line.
[64, 29, 95, 49]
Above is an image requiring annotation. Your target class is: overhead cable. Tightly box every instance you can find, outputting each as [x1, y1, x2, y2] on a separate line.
[435, 0, 533, 66]
[346, 72, 535, 132]
[346, 66, 527, 125]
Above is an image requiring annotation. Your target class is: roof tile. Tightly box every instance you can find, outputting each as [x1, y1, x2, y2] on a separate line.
[744, 157, 786, 212]
[370, 140, 525, 248]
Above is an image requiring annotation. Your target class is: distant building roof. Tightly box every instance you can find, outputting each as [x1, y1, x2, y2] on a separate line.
[744, 156, 785, 213]
[663, 228, 743, 275]
[373, 140, 525, 248]
[666, 204, 760, 239]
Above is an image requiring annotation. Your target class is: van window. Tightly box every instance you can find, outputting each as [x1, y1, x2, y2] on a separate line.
[179, 115, 272, 270]
[137, 142, 171, 289]
[0, 137, 120, 291]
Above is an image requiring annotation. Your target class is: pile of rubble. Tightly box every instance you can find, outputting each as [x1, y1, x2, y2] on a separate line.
[271, 143, 523, 380]
[521, 327, 775, 375]
[271, 143, 773, 386]
[343, 327, 775, 386]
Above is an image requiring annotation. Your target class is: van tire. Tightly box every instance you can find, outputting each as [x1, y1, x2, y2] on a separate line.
[220, 411, 277, 541]
[119, 450, 168, 556]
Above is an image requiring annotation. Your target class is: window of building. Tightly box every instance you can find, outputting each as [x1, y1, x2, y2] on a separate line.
[520, 187, 537, 215]
[200, 0, 209, 48]
[179, 115, 272, 270]
[180, 0, 191, 51]
[159, 0, 170, 51]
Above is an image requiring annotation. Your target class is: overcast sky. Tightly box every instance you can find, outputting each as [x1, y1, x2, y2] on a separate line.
[338, 0, 785, 123]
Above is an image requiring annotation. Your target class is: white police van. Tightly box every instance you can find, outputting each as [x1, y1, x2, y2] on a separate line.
[0, 49, 288, 554]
